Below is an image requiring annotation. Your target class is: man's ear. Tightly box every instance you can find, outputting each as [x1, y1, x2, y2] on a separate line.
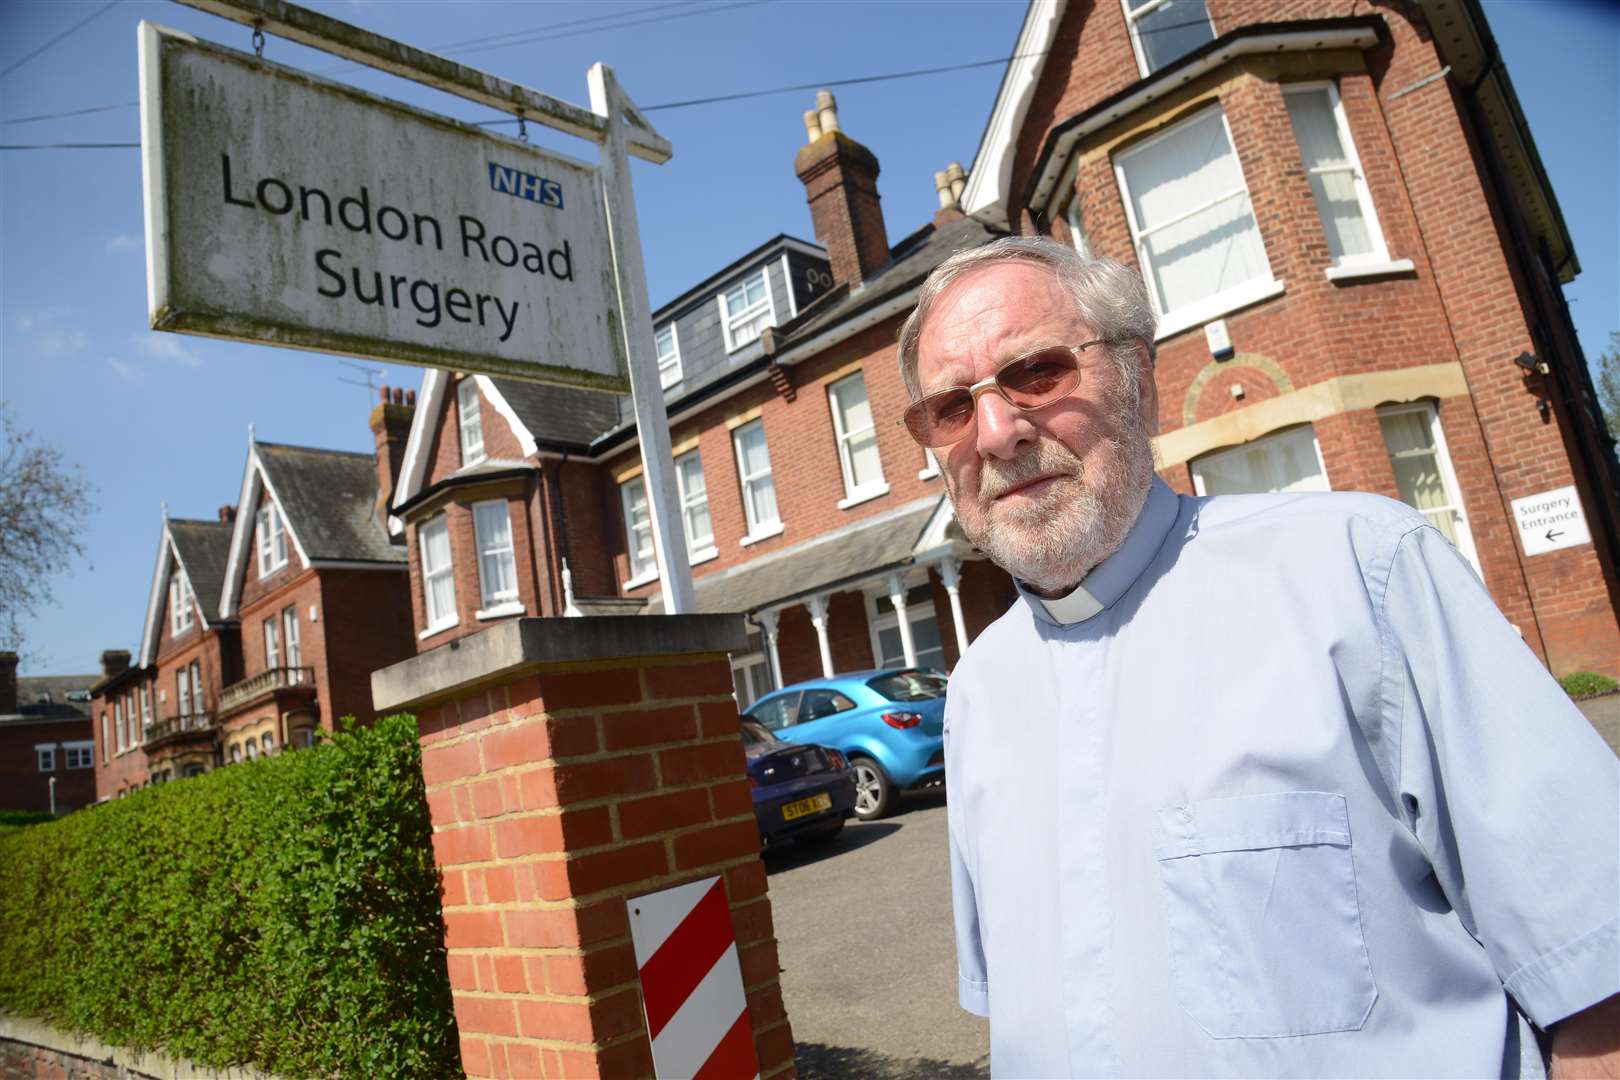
[1133, 338, 1160, 436]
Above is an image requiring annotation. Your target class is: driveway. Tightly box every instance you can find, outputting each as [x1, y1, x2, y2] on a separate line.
[763, 789, 989, 1078]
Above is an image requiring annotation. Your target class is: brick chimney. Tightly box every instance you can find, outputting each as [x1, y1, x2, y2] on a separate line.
[218, 504, 236, 524]
[795, 90, 890, 287]
[370, 385, 417, 520]
[99, 650, 131, 682]
[933, 162, 968, 227]
[0, 652, 17, 714]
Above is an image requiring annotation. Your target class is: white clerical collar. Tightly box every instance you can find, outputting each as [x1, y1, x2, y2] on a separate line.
[1035, 581, 1105, 623]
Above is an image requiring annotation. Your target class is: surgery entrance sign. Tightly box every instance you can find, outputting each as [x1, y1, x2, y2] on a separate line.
[140, 24, 625, 391]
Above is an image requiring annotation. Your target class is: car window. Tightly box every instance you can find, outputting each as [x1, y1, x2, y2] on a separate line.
[800, 689, 857, 721]
[740, 720, 779, 746]
[748, 693, 800, 731]
[867, 670, 948, 702]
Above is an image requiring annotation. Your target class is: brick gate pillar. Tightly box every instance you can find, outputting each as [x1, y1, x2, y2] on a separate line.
[372, 617, 796, 1080]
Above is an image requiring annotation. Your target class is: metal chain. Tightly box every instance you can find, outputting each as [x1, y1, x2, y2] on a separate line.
[252, 26, 265, 58]
[517, 114, 528, 143]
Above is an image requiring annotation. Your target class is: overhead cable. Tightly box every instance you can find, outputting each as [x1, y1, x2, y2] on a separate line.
[1, 1, 121, 81]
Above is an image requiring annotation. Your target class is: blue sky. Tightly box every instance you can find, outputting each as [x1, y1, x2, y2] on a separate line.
[1, 0, 1615, 675]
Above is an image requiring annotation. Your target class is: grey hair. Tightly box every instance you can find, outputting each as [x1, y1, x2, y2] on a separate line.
[896, 236, 1158, 402]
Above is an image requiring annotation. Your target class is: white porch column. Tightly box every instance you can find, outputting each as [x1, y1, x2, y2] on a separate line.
[804, 593, 835, 677]
[937, 556, 971, 657]
[755, 609, 783, 690]
[885, 572, 918, 669]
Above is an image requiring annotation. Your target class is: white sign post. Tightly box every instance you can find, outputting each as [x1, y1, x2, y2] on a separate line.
[1511, 484, 1592, 557]
[144, 0, 696, 611]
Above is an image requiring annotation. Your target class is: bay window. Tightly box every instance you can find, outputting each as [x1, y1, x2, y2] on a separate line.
[1283, 83, 1393, 272]
[1190, 425, 1330, 496]
[419, 514, 457, 632]
[1378, 403, 1482, 576]
[473, 500, 521, 611]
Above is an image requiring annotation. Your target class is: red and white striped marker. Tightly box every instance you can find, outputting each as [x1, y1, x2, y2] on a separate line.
[628, 876, 760, 1080]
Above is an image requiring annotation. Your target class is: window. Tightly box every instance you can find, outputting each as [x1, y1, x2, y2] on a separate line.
[870, 584, 947, 673]
[65, 743, 94, 770]
[1191, 425, 1329, 495]
[177, 668, 191, 717]
[719, 268, 774, 352]
[828, 373, 886, 502]
[675, 451, 714, 556]
[732, 421, 780, 538]
[1378, 403, 1482, 576]
[1121, 0, 1216, 76]
[282, 606, 302, 669]
[1115, 106, 1276, 333]
[246, 740, 258, 761]
[748, 693, 801, 732]
[115, 700, 125, 752]
[731, 635, 772, 710]
[264, 616, 281, 669]
[256, 502, 289, 577]
[36, 745, 55, 773]
[101, 713, 109, 764]
[620, 477, 657, 582]
[1284, 84, 1390, 269]
[457, 378, 486, 466]
[419, 515, 457, 631]
[655, 324, 682, 389]
[140, 686, 151, 727]
[169, 572, 195, 635]
[473, 500, 520, 610]
[183, 764, 206, 779]
[800, 689, 857, 722]
[126, 692, 136, 744]
[230, 744, 242, 764]
[189, 661, 203, 713]
[261, 733, 274, 755]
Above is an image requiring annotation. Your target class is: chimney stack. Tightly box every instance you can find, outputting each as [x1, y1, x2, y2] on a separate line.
[218, 504, 236, 524]
[795, 90, 890, 288]
[99, 650, 131, 682]
[370, 384, 417, 523]
[933, 162, 968, 227]
[0, 652, 17, 715]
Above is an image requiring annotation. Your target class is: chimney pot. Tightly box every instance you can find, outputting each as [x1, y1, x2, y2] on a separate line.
[97, 649, 131, 684]
[378, 385, 390, 404]
[218, 504, 236, 524]
[406, 389, 417, 406]
[947, 162, 967, 202]
[935, 170, 954, 208]
[803, 110, 822, 143]
[816, 89, 840, 135]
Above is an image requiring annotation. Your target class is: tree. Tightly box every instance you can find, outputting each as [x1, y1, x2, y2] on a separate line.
[1597, 330, 1620, 445]
[0, 404, 92, 653]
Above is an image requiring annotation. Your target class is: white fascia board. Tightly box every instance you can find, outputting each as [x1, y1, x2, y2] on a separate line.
[137, 522, 173, 668]
[961, 0, 1068, 226]
[217, 445, 262, 620]
[392, 368, 448, 518]
[913, 495, 960, 553]
[475, 374, 540, 458]
[1025, 24, 1381, 213]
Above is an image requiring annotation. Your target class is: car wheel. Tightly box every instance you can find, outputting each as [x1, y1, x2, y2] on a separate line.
[799, 819, 844, 845]
[850, 757, 894, 820]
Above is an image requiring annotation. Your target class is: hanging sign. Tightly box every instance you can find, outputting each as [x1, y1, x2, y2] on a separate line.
[138, 22, 627, 391]
[1510, 484, 1591, 557]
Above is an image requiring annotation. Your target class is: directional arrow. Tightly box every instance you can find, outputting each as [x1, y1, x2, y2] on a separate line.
[1545, 528, 1564, 543]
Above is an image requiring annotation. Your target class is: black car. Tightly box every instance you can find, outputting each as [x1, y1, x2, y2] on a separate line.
[742, 719, 857, 846]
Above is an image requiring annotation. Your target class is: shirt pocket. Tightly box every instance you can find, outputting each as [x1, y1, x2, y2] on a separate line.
[1152, 791, 1377, 1039]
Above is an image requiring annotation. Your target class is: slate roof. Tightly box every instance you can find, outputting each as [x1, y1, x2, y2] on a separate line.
[169, 519, 234, 616]
[645, 496, 944, 615]
[257, 442, 404, 564]
[486, 377, 625, 453]
[12, 674, 96, 722]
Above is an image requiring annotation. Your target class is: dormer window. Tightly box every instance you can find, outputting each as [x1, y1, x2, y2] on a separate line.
[1122, 0, 1215, 76]
[656, 324, 682, 389]
[719, 268, 775, 352]
[169, 571, 195, 635]
[458, 378, 486, 466]
[256, 502, 289, 577]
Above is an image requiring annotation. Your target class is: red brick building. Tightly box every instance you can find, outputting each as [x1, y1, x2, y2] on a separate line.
[90, 418, 416, 798]
[388, 0, 1617, 699]
[0, 655, 96, 815]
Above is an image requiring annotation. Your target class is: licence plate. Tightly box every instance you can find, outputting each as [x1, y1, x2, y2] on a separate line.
[782, 793, 832, 821]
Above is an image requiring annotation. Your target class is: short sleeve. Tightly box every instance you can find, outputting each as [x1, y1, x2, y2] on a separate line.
[1378, 524, 1620, 1027]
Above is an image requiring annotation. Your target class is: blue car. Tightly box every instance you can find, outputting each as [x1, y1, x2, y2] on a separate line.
[742, 719, 856, 846]
[743, 668, 947, 820]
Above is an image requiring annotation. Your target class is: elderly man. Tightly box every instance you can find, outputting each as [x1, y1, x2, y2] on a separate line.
[896, 236, 1619, 1077]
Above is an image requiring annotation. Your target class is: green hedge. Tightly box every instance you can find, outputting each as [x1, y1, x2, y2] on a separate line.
[0, 714, 458, 1078]
[1560, 670, 1619, 699]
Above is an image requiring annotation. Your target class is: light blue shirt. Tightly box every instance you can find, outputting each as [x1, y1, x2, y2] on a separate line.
[946, 479, 1619, 1078]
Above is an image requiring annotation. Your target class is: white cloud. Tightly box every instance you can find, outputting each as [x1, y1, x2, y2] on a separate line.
[106, 234, 143, 252]
[135, 333, 204, 368]
[106, 357, 139, 381]
[15, 309, 87, 355]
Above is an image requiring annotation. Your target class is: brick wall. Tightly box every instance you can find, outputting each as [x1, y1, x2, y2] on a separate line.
[0, 719, 95, 814]
[316, 566, 415, 726]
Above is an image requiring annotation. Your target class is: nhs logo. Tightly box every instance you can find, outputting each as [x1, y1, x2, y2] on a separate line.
[489, 163, 564, 209]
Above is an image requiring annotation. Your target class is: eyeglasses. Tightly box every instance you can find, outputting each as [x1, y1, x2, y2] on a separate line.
[900, 340, 1109, 447]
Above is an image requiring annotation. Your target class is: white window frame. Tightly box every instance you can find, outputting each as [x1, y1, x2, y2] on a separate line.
[282, 605, 302, 668]
[1190, 424, 1331, 496]
[419, 514, 459, 635]
[64, 742, 94, 770]
[457, 378, 486, 466]
[1114, 105, 1283, 342]
[1283, 82, 1395, 274]
[264, 615, 281, 670]
[176, 669, 191, 719]
[864, 582, 948, 673]
[717, 267, 777, 353]
[36, 744, 56, 773]
[655, 324, 683, 389]
[1121, 0, 1216, 78]
[620, 477, 658, 588]
[169, 572, 195, 635]
[732, 420, 783, 543]
[101, 713, 110, 764]
[1377, 402, 1483, 578]
[114, 700, 125, 752]
[828, 372, 889, 507]
[256, 503, 289, 577]
[675, 450, 718, 563]
[189, 660, 204, 713]
[140, 685, 151, 728]
[473, 499, 523, 617]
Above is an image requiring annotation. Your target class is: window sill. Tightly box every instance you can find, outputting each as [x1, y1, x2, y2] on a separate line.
[418, 618, 460, 641]
[1325, 258, 1416, 283]
[1154, 278, 1286, 342]
[476, 601, 525, 621]
[622, 568, 659, 591]
[917, 464, 940, 481]
[690, 546, 720, 567]
[740, 522, 785, 547]
[837, 483, 891, 511]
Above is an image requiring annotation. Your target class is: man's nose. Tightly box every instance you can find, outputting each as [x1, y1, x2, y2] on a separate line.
[973, 388, 1038, 460]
